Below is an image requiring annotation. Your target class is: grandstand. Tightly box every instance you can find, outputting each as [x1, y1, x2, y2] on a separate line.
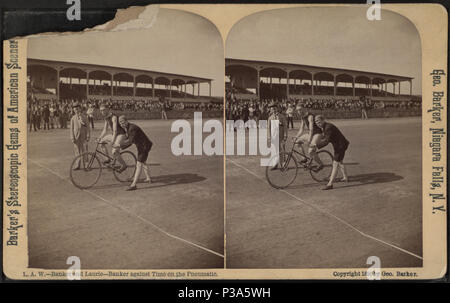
[27, 58, 214, 103]
[225, 58, 419, 102]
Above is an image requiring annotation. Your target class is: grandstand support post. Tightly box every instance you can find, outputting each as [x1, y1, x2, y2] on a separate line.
[409, 80, 412, 96]
[384, 82, 387, 96]
[111, 74, 113, 97]
[333, 74, 337, 96]
[311, 73, 315, 96]
[352, 77, 355, 97]
[256, 68, 260, 99]
[370, 78, 373, 98]
[169, 79, 172, 98]
[56, 68, 60, 102]
[209, 81, 211, 97]
[286, 71, 290, 99]
[197, 82, 200, 97]
[393, 82, 396, 96]
[133, 75, 136, 97]
[86, 71, 89, 99]
[398, 81, 401, 95]
[152, 78, 155, 98]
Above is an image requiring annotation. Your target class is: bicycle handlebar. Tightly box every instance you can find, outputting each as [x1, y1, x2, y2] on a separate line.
[290, 137, 303, 144]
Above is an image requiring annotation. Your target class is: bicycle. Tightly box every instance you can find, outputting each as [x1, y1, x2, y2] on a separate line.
[265, 137, 334, 189]
[69, 140, 137, 189]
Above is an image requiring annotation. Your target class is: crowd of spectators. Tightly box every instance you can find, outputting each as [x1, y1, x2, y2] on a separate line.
[226, 84, 421, 122]
[259, 82, 397, 99]
[27, 98, 72, 131]
[27, 94, 223, 132]
[233, 80, 400, 99]
[60, 83, 195, 100]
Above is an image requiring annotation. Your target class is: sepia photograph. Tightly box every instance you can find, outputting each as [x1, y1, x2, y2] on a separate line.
[25, 7, 225, 269]
[225, 6, 423, 269]
[2, 2, 446, 281]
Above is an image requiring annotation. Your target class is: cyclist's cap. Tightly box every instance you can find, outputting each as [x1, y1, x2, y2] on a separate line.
[315, 115, 325, 122]
[118, 115, 127, 123]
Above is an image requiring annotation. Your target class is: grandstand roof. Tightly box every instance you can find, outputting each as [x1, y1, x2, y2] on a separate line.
[226, 58, 413, 83]
[28, 58, 212, 83]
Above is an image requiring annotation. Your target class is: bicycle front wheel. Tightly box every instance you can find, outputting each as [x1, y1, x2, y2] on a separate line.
[265, 152, 298, 189]
[69, 152, 102, 189]
[113, 150, 137, 182]
[309, 150, 334, 183]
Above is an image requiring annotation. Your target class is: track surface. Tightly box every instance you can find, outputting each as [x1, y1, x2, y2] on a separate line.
[226, 117, 422, 268]
[28, 119, 224, 269]
[27, 117, 423, 269]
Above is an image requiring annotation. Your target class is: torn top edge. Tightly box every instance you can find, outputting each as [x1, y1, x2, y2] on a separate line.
[18, 5, 160, 39]
[93, 5, 159, 32]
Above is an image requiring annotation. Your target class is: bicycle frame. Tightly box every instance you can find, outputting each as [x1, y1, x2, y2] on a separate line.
[284, 140, 311, 169]
[85, 142, 116, 169]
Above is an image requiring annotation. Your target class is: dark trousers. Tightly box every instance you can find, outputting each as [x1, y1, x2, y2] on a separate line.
[88, 116, 94, 129]
[287, 117, 294, 129]
[34, 117, 40, 130]
[29, 120, 35, 131]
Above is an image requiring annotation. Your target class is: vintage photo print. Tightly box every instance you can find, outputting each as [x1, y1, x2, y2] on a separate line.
[5, 6, 225, 274]
[225, 6, 423, 269]
[3, 3, 447, 280]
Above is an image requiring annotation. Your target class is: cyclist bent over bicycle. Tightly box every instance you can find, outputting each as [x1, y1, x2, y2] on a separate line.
[98, 103, 127, 173]
[293, 105, 323, 171]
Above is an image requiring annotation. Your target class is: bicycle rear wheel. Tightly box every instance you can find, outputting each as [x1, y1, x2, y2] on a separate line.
[265, 152, 298, 189]
[69, 152, 102, 189]
[309, 150, 334, 183]
[113, 150, 137, 182]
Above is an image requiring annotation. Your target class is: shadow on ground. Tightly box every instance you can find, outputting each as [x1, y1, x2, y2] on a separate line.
[336, 172, 404, 189]
[287, 171, 403, 190]
[91, 173, 206, 190]
[152, 173, 206, 186]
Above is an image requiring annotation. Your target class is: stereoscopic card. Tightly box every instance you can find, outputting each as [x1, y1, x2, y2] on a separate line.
[2, 3, 447, 281]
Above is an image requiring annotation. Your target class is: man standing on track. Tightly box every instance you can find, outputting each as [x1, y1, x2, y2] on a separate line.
[70, 102, 90, 170]
[87, 103, 95, 129]
[33, 105, 41, 131]
[42, 104, 50, 130]
[268, 102, 288, 170]
[313, 115, 349, 190]
[118, 116, 153, 191]
[286, 103, 294, 129]
[160, 97, 168, 120]
[98, 103, 127, 172]
[360, 96, 369, 119]
[49, 103, 56, 129]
